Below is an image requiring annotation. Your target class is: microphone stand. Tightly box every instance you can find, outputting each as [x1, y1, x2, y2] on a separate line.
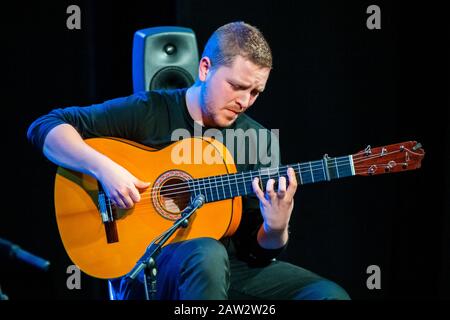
[0, 238, 50, 271]
[0, 285, 8, 300]
[128, 194, 205, 300]
[0, 237, 50, 300]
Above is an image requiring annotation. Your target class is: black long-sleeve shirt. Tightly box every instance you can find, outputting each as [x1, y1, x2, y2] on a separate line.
[27, 88, 285, 264]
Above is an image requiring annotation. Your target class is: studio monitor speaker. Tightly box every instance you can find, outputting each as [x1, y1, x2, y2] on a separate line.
[132, 26, 199, 92]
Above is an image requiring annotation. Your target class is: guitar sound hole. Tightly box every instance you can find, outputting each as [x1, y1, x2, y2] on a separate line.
[159, 177, 191, 215]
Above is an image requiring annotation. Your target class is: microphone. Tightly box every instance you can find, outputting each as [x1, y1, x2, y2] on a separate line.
[191, 194, 205, 209]
[181, 194, 205, 220]
[0, 238, 50, 271]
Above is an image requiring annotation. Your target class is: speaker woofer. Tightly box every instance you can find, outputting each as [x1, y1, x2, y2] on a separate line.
[149, 66, 194, 90]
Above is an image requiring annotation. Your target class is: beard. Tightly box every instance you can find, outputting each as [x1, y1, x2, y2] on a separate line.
[200, 81, 236, 128]
[200, 81, 221, 127]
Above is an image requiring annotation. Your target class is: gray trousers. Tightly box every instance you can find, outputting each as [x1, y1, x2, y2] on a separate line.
[109, 237, 350, 300]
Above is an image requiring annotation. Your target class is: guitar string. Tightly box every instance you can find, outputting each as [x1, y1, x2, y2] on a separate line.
[137, 163, 408, 204]
[137, 164, 403, 203]
[111, 160, 348, 203]
[137, 148, 408, 199]
[139, 161, 351, 200]
[108, 156, 392, 212]
[138, 150, 391, 197]
[101, 148, 418, 206]
[152, 148, 406, 194]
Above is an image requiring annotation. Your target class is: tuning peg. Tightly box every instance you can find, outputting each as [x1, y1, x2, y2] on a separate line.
[365, 145, 372, 156]
[384, 161, 396, 172]
[412, 142, 422, 151]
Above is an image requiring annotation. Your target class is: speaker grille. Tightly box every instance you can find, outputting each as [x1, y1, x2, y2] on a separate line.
[149, 66, 194, 90]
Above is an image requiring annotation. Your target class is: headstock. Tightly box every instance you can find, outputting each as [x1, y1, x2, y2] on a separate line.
[352, 141, 425, 176]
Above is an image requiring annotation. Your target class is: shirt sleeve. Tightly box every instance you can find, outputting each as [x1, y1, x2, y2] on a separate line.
[231, 129, 288, 265]
[27, 91, 159, 152]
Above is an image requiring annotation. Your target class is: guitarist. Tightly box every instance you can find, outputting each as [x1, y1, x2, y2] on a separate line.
[27, 21, 350, 300]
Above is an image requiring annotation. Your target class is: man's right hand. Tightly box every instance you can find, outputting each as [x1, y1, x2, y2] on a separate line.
[96, 161, 151, 209]
[43, 124, 151, 210]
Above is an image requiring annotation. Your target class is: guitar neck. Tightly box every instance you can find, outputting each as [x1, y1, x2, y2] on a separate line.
[189, 155, 355, 203]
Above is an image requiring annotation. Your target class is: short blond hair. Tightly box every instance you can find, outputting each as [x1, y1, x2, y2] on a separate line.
[202, 21, 272, 69]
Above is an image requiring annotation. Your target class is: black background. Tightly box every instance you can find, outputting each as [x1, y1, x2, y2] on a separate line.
[0, 0, 448, 300]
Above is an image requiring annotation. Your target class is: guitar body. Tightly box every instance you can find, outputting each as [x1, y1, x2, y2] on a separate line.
[55, 137, 242, 279]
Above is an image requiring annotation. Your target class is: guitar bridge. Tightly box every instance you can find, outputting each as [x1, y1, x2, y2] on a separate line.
[98, 185, 119, 244]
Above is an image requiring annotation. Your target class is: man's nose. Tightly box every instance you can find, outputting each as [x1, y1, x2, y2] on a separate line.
[236, 92, 251, 110]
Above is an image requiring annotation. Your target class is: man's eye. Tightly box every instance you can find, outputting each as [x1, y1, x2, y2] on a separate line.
[251, 90, 260, 97]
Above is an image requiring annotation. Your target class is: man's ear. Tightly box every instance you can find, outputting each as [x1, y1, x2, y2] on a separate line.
[198, 57, 212, 82]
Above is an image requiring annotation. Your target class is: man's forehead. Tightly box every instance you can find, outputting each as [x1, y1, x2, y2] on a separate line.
[230, 55, 269, 70]
[227, 63, 270, 88]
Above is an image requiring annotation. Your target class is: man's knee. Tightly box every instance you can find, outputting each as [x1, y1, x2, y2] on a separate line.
[180, 237, 230, 274]
[294, 280, 351, 300]
[177, 238, 230, 299]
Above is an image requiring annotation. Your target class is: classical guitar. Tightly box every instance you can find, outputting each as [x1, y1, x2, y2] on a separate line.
[54, 137, 424, 279]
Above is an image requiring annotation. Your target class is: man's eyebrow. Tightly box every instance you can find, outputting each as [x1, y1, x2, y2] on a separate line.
[228, 79, 249, 87]
[229, 79, 264, 92]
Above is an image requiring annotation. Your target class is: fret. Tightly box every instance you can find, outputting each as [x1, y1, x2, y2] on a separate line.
[220, 175, 226, 199]
[234, 174, 240, 196]
[217, 176, 223, 199]
[326, 156, 353, 180]
[202, 178, 207, 198]
[195, 179, 199, 197]
[207, 178, 213, 202]
[327, 157, 338, 180]
[214, 176, 220, 200]
[242, 172, 248, 195]
[194, 179, 201, 200]
[260, 168, 266, 181]
[338, 156, 354, 178]
[296, 163, 303, 185]
[197, 178, 205, 200]
[267, 167, 279, 183]
[198, 178, 205, 201]
[190, 179, 197, 198]
[322, 159, 328, 181]
[227, 174, 233, 198]
[334, 157, 340, 178]
[311, 160, 325, 183]
[208, 176, 214, 202]
[211, 178, 216, 201]
[297, 162, 320, 184]
[309, 162, 314, 183]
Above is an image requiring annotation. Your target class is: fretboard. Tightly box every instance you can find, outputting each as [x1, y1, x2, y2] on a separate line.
[188, 155, 355, 203]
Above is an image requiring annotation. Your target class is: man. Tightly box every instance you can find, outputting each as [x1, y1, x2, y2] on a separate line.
[28, 21, 350, 300]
